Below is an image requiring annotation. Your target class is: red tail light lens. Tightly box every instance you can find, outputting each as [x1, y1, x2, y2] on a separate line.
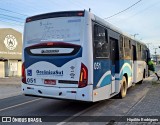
[47, 42, 54, 46]
[22, 63, 26, 83]
[26, 18, 31, 23]
[78, 63, 88, 88]
[77, 12, 83, 16]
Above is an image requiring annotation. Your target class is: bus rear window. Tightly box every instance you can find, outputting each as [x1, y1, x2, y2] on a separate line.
[24, 16, 84, 45]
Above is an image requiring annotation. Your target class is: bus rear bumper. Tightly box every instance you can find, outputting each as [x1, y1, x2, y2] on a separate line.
[21, 83, 93, 102]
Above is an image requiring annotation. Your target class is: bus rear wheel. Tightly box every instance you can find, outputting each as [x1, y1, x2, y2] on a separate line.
[119, 76, 127, 98]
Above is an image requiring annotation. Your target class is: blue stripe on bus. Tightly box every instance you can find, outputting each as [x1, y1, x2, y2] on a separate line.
[119, 60, 132, 81]
[100, 74, 112, 87]
[24, 47, 82, 68]
[93, 60, 111, 88]
[94, 59, 132, 88]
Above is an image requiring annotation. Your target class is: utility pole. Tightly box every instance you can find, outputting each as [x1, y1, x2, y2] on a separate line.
[133, 33, 139, 38]
[154, 48, 158, 65]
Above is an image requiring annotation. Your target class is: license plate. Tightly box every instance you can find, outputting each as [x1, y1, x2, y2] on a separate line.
[44, 79, 56, 85]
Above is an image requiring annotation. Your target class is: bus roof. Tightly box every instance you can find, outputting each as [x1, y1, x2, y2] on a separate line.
[26, 10, 85, 23]
[25, 10, 147, 47]
[91, 12, 146, 47]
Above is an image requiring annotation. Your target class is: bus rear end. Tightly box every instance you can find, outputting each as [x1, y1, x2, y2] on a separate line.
[22, 11, 93, 101]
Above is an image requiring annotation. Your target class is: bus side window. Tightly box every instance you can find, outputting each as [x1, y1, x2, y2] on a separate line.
[124, 37, 131, 59]
[137, 43, 142, 60]
[141, 46, 147, 62]
[93, 24, 109, 58]
[119, 36, 124, 59]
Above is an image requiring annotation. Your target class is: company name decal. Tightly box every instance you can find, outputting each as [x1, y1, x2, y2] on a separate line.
[36, 70, 63, 76]
[68, 19, 81, 23]
[41, 50, 59, 54]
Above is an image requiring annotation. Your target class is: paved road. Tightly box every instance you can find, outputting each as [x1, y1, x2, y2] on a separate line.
[0, 84, 21, 99]
[0, 77, 21, 99]
[0, 66, 160, 125]
[0, 77, 157, 125]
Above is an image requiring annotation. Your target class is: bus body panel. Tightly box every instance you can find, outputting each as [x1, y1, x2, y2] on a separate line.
[119, 60, 132, 87]
[93, 60, 111, 88]
[22, 10, 149, 102]
[22, 83, 93, 101]
[92, 59, 133, 101]
[22, 11, 93, 101]
[25, 58, 81, 88]
[133, 61, 147, 83]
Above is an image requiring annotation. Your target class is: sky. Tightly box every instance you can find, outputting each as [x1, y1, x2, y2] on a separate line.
[0, 0, 160, 54]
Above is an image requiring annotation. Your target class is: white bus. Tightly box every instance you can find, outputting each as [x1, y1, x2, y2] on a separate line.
[22, 10, 150, 102]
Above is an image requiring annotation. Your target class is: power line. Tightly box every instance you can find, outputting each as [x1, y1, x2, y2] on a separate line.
[0, 16, 24, 24]
[0, 14, 25, 21]
[104, 0, 142, 19]
[121, 1, 160, 22]
[0, 7, 28, 17]
[0, 8, 26, 27]
[0, 20, 24, 26]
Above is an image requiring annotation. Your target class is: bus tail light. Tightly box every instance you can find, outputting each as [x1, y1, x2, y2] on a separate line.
[78, 63, 88, 88]
[22, 63, 26, 83]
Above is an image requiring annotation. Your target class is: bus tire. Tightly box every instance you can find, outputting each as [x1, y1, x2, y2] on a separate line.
[119, 76, 127, 98]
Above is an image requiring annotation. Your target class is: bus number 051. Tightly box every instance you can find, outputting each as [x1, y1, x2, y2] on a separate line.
[94, 62, 101, 70]
[27, 78, 36, 83]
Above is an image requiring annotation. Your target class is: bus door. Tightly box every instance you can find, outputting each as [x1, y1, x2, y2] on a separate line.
[132, 45, 137, 83]
[110, 37, 119, 94]
[93, 24, 110, 90]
